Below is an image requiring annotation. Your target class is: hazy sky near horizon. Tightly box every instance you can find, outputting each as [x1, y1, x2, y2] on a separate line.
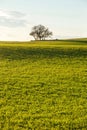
[0, 0, 87, 41]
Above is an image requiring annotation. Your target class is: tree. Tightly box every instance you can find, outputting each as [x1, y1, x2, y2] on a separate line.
[30, 25, 53, 40]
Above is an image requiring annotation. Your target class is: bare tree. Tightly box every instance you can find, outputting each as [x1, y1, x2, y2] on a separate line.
[30, 25, 53, 40]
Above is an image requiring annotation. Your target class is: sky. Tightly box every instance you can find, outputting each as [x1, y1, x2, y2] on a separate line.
[0, 0, 87, 41]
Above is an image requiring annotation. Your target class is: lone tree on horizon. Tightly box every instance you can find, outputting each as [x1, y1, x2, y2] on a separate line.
[30, 25, 53, 40]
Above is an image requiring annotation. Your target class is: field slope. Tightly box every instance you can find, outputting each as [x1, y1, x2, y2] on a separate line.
[0, 40, 87, 129]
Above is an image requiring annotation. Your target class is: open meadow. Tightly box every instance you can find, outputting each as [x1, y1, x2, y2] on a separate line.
[0, 40, 87, 129]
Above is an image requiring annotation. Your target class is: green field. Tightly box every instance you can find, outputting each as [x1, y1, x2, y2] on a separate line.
[0, 40, 87, 130]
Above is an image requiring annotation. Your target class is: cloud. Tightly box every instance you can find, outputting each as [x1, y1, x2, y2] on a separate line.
[0, 9, 28, 27]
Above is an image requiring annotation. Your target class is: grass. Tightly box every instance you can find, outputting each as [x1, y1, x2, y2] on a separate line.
[0, 40, 87, 129]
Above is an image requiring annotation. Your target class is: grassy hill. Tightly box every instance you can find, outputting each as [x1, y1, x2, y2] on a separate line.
[0, 40, 87, 129]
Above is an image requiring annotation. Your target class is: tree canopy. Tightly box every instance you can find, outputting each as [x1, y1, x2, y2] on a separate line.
[30, 25, 53, 40]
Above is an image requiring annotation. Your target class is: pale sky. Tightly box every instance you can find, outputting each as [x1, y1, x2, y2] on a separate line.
[0, 0, 87, 41]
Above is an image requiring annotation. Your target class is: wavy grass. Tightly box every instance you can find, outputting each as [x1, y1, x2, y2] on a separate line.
[0, 40, 87, 129]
